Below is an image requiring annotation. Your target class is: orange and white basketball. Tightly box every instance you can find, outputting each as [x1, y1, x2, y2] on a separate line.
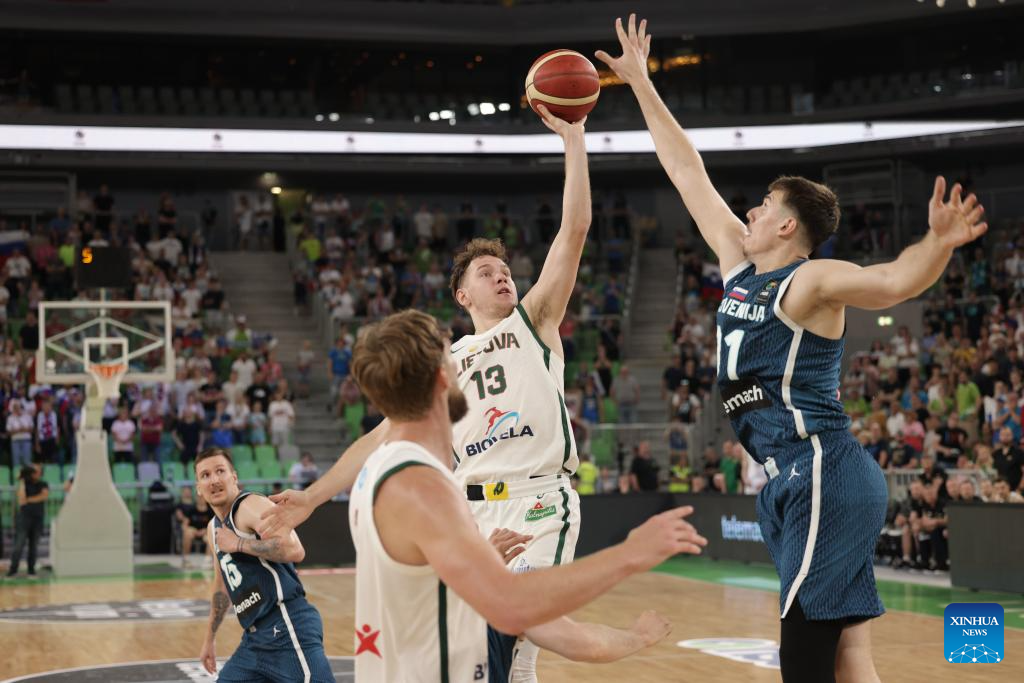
[524, 49, 600, 123]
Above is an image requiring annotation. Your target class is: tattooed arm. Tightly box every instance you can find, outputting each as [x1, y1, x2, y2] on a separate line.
[200, 523, 232, 674]
[215, 494, 306, 564]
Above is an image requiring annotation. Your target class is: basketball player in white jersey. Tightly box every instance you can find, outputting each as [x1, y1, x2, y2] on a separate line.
[347, 310, 705, 682]
[261, 105, 605, 680]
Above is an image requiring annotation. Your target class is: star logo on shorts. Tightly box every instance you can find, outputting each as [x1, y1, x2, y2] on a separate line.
[356, 623, 382, 657]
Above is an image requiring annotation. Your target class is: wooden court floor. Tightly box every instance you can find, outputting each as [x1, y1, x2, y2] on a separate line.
[2, 570, 1021, 681]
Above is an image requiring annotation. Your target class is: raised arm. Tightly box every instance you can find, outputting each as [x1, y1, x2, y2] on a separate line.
[794, 177, 987, 311]
[200, 522, 232, 674]
[520, 105, 591, 335]
[376, 467, 706, 635]
[596, 14, 745, 274]
[256, 417, 390, 537]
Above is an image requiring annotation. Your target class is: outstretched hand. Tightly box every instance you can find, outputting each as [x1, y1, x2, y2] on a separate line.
[257, 488, 313, 538]
[594, 14, 651, 87]
[928, 176, 987, 250]
[535, 103, 586, 140]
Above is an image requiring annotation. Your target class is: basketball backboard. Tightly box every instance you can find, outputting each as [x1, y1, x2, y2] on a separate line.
[37, 300, 174, 385]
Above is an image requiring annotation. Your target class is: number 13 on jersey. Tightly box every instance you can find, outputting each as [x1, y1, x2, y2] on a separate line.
[717, 326, 745, 381]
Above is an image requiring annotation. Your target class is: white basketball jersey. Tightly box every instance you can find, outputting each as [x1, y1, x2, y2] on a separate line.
[349, 440, 488, 683]
[450, 304, 578, 484]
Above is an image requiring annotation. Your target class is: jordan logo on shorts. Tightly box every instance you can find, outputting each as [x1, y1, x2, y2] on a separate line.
[788, 466, 800, 480]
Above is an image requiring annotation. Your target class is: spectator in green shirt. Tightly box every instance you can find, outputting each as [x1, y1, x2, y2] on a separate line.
[955, 370, 981, 420]
[842, 386, 870, 421]
[668, 454, 690, 493]
[298, 229, 322, 262]
[575, 454, 598, 495]
[719, 442, 740, 494]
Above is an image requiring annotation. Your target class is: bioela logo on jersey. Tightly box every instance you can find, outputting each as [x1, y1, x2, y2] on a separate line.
[944, 603, 1003, 664]
[464, 407, 534, 457]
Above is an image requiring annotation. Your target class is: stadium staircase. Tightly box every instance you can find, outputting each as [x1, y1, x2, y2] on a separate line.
[627, 247, 679, 425]
[210, 252, 341, 465]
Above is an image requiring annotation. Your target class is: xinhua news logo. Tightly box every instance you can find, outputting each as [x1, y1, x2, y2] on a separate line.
[944, 603, 1004, 664]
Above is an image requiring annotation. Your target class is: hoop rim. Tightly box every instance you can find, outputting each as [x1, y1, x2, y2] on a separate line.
[88, 362, 127, 379]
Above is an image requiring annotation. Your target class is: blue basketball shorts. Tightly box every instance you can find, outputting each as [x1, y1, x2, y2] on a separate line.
[217, 598, 334, 683]
[756, 429, 888, 621]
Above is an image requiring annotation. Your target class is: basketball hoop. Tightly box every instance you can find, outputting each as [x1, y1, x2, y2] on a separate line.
[87, 362, 127, 399]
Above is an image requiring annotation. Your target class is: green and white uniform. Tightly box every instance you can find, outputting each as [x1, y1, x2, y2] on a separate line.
[349, 441, 488, 682]
[450, 303, 581, 573]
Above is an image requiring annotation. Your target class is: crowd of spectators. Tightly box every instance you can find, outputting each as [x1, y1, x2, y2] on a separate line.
[288, 192, 641, 424]
[0, 183, 297, 481]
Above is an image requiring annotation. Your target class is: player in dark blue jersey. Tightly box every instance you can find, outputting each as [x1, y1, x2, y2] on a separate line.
[194, 447, 334, 683]
[600, 13, 989, 683]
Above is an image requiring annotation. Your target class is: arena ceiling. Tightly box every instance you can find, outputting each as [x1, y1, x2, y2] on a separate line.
[7, 0, 1024, 45]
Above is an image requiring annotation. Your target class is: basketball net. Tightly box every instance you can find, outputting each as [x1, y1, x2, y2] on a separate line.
[87, 362, 128, 400]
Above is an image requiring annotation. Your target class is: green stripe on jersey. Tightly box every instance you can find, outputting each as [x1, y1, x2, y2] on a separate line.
[553, 488, 571, 566]
[372, 461, 429, 503]
[515, 303, 550, 370]
[557, 391, 572, 469]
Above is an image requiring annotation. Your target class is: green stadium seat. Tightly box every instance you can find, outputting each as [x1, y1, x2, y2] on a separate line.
[112, 462, 136, 483]
[563, 362, 579, 385]
[254, 445, 278, 470]
[231, 445, 254, 464]
[345, 402, 366, 437]
[236, 461, 260, 482]
[601, 398, 619, 424]
[0, 465, 11, 486]
[162, 462, 185, 483]
[259, 459, 286, 480]
[591, 431, 616, 466]
[42, 465, 62, 487]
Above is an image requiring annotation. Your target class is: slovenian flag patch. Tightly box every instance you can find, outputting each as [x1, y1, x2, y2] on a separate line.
[727, 286, 748, 302]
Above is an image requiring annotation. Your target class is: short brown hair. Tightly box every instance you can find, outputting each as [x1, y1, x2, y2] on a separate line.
[449, 238, 508, 304]
[351, 310, 447, 421]
[194, 446, 234, 472]
[769, 176, 840, 252]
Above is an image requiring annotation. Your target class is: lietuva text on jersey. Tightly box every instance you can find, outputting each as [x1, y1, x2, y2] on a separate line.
[450, 305, 578, 484]
[715, 261, 850, 463]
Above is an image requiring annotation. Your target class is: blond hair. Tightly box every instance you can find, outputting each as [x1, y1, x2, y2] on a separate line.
[351, 310, 447, 421]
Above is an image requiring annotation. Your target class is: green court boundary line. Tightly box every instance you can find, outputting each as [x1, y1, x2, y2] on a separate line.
[652, 558, 1024, 632]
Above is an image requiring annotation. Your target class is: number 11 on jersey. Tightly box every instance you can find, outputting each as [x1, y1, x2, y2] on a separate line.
[717, 326, 745, 381]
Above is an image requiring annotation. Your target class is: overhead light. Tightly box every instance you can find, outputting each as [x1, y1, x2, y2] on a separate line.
[365, 117, 375, 124]
[498, 102, 511, 112]
[479, 102, 496, 115]
[270, 186, 282, 195]
[328, 112, 340, 122]
[439, 109, 454, 119]
[314, 114, 324, 122]
[467, 103, 480, 116]
[428, 111, 440, 121]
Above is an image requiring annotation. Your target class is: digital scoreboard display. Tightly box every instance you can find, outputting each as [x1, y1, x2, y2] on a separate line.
[75, 246, 134, 290]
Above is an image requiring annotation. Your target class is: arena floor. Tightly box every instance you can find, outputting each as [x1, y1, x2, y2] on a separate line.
[1, 557, 1021, 682]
